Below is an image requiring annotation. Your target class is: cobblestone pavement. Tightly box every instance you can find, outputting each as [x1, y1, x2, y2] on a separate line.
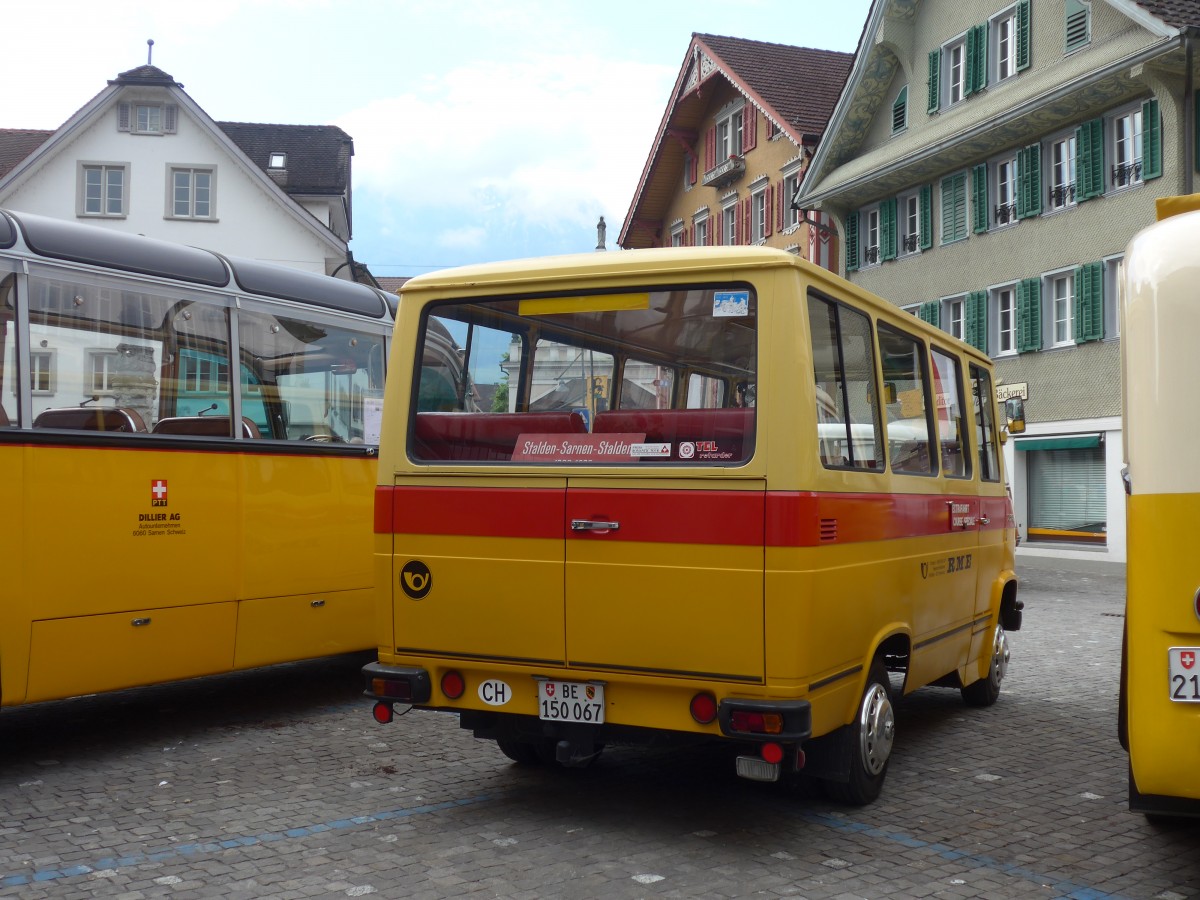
[2, 556, 1198, 899]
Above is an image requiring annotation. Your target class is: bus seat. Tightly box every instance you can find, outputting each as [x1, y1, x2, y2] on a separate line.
[413, 411, 587, 461]
[152, 416, 261, 438]
[33, 406, 147, 433]
[592, 408, 755, 459]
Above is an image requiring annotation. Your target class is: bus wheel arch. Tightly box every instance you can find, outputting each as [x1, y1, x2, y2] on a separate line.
[822, 656, 895, 805]
[962, 622, 1010, 707]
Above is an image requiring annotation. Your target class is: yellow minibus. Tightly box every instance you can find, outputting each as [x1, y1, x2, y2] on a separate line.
[364, 246, 1022, 804]
[0, 209, 391, 708]
[1119, 196, 1200, 817]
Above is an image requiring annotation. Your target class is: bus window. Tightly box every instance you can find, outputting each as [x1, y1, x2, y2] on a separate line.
[530, 339, 614, 426]
[877, 322, 935, 475]
[807, 292, 881, 470]
[1, 274, 14, 427]
[238, 308, 386, 443]
[686, 372, 726, 408]
[619, 359, 673, 410]
[971, 364, 1001, 482]
[931, 347, 971, 479]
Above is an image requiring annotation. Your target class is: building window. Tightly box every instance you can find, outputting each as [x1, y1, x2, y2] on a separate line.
[863, 206, 881, 267]
[1050, 271, 1074, 346]
[170, 167, 215, 219]
[1026, 444, 1105, 545]
[992, 156, 1018, 227]
[1047, 134, 1077, 210]
[1111, 105, 1144, 189]
[751, 188, 768, 244]
[694, 215, 709, 247]
[716, 107, 744, 161]
[945, 296, 965, 340]
[30, 350, 55, 394]
[136, 105, 162, 134]
[79, 163, 127, 217]
[892, 86, 908, 134]
[268, 152, 287, 169]
[993, 8, 1018, 81]
[898, 190, 926, 255]
[940, 172, 968, 244]
[946, 39, 967, 106]
[670, 224, 684, 247]
[88, 350, 119, 395]
[783, 170, 803, 230]
[722, 202, 738, 245]
[995, 285, 1017, 355]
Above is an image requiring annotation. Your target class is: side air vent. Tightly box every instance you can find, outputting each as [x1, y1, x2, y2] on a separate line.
[819, 518, 838, 542]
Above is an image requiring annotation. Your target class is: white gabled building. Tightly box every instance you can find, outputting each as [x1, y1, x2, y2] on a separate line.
[0, 64, 361, 280]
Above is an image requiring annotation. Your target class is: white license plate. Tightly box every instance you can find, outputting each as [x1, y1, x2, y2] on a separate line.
[537, 679, 605, 723]
[1169, 647, 1200, 702]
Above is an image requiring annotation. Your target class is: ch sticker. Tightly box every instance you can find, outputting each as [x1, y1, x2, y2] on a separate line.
[400, 560, 432, 600]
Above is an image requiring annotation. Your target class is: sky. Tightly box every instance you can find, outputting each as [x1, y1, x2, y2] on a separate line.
[10, 0, 873, 278]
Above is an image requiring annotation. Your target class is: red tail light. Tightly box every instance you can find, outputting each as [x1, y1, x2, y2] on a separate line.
[441, 670, 465, 700]
[761, 742, 784, 765]
[729, 710, 783, 735]
[372, 701, 394, 724]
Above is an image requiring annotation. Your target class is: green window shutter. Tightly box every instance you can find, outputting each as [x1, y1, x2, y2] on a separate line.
[881, 198, 898, 261]
[1065, 0, 1090, 52]
[972, 164, 988, 233]
[928, 50, 941, 114]
[965, 291, 988, 351]
[892, 86, 908, 133]
[1143, 98, 1162, 180]
[1074, 261, 1104, 343]
[919, 185, 933, 250]
[1075, 118, 1104, 200]
[941, 173, 966, 242]
[967, 24, 988, 95]
[1016, 0, 1032, 71]
[919, 300, 941, 327]
[1017, 142, 1042, 219]
[845, 210, 860, 273]
[1017, 276, 1042, 352]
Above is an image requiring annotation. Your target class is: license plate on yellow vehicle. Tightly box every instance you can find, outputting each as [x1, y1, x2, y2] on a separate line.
[537, 679, 605, 723]
[1169, 647, 1200, 702]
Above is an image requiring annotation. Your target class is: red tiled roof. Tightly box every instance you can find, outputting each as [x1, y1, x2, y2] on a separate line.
[694, 34, 853, 139]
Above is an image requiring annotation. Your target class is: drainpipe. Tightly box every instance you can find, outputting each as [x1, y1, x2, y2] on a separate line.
[1185, 28, 1196, 195]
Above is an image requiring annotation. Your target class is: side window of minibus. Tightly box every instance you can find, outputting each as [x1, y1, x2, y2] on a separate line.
[876, 322, 936, 475]
[930, 347, 972, 479]
[806, 293, 882, 470]
[970, 364, 1002, 481]
[0, 274, 14, 427]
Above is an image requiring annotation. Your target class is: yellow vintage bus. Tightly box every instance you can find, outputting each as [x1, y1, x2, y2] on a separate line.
[364, 246, 1023, 804]
[0, 208, 392, 707]
[1119, 196, 1200, 817]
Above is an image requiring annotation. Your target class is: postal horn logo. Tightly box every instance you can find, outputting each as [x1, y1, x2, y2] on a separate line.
[400, 560, 432, 600]
[920, 562, 929, 580]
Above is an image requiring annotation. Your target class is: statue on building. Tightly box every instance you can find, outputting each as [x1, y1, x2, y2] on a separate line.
[595, 216, 606, 252]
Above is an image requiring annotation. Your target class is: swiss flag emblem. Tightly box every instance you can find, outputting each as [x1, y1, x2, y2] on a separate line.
[1182, 651, 1196, 670]
[150, 479, 168, 507]
[544, 683, 555, 698]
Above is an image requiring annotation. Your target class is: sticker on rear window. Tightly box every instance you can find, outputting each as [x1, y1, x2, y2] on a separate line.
[713, 290, 750, 317]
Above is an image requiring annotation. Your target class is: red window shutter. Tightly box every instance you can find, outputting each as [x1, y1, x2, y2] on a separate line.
[741, 198, 750, 244]
[764, 186, 773, 238]
[743, 105, 757, 153]
[705, 128, 715, 170]
[778, 180, 786, 230]
[690, 153, 698, 185]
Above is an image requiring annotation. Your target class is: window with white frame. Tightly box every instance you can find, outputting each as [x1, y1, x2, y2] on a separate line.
[88, 349, 119, 395]
[722, 201, 738, 245]
[898, 190, 922, 255]
[1047, 133, 1077, 210]
[1049, 271, 1074, 346]
[30, 349, 55, 394]
[994, 284, 1017, 355]
[79, 163, 127, 217]
[1110, 105, 1144, 189]
[751, 187, 767, 243]
[694, 214, 709, 247]
[945, 296, 965, 340]
[1103, 256, 1121, 338]
[946, 38, 967, 106]
[782, 169, 803, 230]
[136, 104, 163, 134]
[992, 8, 1019, 82]
[992, 155, 1018, 227]
[716, 105, 744, 161]
[170, 167, 215, 219]
[670, 223, 684, 247]
[268, 152, 287, 169]
[862, 205, 881, 267]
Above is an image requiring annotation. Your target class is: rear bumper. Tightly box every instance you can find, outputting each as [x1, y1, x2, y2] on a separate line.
[362, 661, 431, 704]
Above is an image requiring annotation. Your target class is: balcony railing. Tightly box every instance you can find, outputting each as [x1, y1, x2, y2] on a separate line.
[701, 155, 745, 189]
[1049, 184, 1076, 207]
[994, 203, 1017, 225]
[902, 234, 920, 253]
[1112, 161, 1142, 187]
[863, 245, 880, 265]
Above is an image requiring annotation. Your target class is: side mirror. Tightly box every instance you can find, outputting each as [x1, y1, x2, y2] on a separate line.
[1004, 397, 1026, 434]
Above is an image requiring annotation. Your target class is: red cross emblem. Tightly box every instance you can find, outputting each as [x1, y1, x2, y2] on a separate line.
[1182, 651, 1195, 670]
[150, 479, 168, 506]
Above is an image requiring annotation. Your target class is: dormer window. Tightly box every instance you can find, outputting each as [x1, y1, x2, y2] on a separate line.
[268, 152, 287, 169]
[117, 101, 178, 135]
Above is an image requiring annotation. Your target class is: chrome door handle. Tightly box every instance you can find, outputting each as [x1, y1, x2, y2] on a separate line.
[570, 519, 620, 532]
[979, 515, 990, 525]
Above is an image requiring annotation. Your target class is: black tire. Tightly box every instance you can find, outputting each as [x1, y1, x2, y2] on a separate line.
[962, 624, 1009, 707]
[496, 739, 544, 765]
[825, 659, 894, 806]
